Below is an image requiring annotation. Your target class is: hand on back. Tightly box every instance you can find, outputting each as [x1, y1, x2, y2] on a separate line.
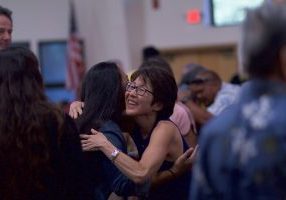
[69, 101, 84, 119]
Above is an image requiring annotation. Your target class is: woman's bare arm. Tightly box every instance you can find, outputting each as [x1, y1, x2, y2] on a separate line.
[81, 121, 178, 184]
[151, 146, 198, 188]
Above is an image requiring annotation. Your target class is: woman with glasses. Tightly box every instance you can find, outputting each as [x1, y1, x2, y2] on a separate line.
[81, 64, 196, 200]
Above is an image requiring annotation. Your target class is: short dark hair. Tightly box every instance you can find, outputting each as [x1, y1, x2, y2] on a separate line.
[190, 70, 221, 85]
[241, 2, 286, 78]
[0, 5, 12, 22]
[179, 64, 207, 86]
[131, 65, 177, 120]
[139, 56, 174, 77]
[142, 46, 160, 61]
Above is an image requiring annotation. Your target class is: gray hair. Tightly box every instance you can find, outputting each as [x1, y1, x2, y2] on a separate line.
[241, 2, 286, 78]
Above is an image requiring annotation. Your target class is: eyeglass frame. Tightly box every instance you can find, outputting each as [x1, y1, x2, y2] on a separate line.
[126, 81, 153, 96]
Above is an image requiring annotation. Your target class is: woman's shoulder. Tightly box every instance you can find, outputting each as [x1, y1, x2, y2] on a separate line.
[154, 120, 180, 136]
[100, 120, 122, 133]
[157, 119, 178, 128]
[100, 121, 125, 141]
[100, 120, 127, 152]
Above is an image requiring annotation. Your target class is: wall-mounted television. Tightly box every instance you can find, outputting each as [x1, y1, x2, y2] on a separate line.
[38, 40, 84, 103]
[208, 0, 264, 27]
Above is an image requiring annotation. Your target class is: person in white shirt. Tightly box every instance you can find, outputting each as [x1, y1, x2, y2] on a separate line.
[184, 69, 241, 129]
[192, 70, 240, 115]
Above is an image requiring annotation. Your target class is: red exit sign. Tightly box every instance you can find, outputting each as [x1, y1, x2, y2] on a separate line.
[186, 9, 201, 24]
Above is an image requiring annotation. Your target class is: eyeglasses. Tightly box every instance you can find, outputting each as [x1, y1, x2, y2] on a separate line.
[126, 82, 153, 96]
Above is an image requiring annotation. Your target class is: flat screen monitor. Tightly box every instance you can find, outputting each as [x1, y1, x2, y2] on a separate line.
[38, 40, 78, 103]
[210, 0, 264, 26]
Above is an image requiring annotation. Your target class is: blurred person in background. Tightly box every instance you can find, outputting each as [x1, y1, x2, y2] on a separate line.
[178, 63, 207, 102]
[191, 2, 286, 199]
[191, 70, 240, 116]
[182, 69, 240, 131]
[142, 46, 160, 62]
[177, 64, 210, 134]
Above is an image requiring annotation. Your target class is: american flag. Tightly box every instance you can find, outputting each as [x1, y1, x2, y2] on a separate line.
[66, 1, 85, 97]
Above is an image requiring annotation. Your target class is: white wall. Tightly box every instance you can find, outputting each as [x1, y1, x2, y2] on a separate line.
[0, 0, 68, 51]
[76, 0, 131, 70]
[0, 0, 132, 71]
[0, 0, 241, 71]
[124, 0, 145, 69]
[144, 0, 241, 48]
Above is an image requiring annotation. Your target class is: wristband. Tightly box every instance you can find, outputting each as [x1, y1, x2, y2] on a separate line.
[110, 149, 120, 163]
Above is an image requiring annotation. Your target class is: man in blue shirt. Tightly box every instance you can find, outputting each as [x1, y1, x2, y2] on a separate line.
[191, 1, 286, 199]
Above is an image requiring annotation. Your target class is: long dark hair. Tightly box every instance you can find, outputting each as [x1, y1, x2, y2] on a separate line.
[77, 61, 125, 133]
[0, 47, 63, 199]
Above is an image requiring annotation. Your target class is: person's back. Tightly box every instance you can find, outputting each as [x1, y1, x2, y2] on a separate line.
[191, 2, 286, 199]
[82, 120, 131, 199]
[0, 47, 85, 200]
[192, 81, 286, 199]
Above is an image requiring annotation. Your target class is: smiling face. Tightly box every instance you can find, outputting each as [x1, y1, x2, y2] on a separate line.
[127, 66, 177, 121]
[125, 76, 161, 117]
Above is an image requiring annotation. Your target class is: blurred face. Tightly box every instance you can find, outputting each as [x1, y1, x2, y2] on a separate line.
[190, 80, 218, 107]
[125, 76, 156, 117]
[0, 15, 12, 50]
[178, 84, 191, 102]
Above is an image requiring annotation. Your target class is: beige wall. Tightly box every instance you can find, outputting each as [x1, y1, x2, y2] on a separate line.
[1, 0, 245, 72]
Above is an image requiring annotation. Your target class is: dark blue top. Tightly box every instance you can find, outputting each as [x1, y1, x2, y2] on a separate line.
[132, 120, 191, 200]
[191, 80, 286, 200]
[84, 120, 149, 200]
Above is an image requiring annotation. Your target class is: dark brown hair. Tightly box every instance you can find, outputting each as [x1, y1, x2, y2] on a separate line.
[77, 61, 125, 133]
[0, 47, 63, 199]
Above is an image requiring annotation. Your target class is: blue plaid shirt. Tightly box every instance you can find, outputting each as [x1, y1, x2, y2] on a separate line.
[191, 80, 286, 200]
